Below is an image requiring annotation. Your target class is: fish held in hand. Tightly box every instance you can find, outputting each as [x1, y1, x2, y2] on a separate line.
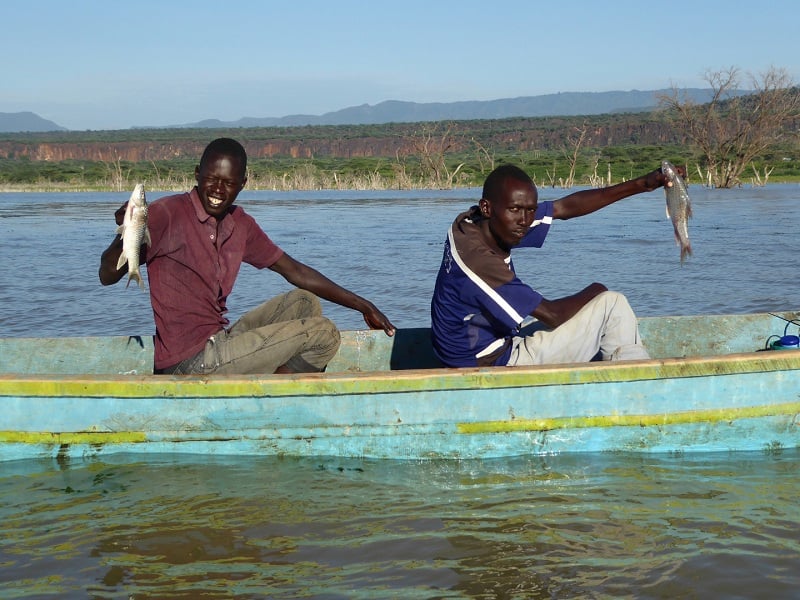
[662, 161, 692, 264]
[116, 183, 151, 290]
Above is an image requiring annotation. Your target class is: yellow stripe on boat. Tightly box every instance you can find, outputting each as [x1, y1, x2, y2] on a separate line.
[0, 431, 147, 444]
[2, 352, 800, 398]
[458, 401, 800, 434]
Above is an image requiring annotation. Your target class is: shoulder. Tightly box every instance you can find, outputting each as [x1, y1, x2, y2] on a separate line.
[149, 191, 190, 214]
[147, 193, 197, 242]
[449, 212, 513, 288]
[228, 204, 252, 220]
[227, 205, 262, 231]
[538, 200, 554, 216]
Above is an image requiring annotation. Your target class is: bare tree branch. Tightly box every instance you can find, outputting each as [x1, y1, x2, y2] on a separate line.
[658, 66, 799, 188]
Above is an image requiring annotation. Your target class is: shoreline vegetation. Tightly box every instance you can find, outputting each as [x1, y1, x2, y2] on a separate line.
[2, 160, 798, 194]
[2, 105, 798, 193]
[2, 144, 798, 193]
[3, 178, 800, 194]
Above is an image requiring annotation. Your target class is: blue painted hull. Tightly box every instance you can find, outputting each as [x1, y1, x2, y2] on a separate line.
[1, 312, 799, 460]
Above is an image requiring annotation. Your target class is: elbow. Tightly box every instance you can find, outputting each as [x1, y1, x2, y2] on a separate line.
[98, 270, 115, 286]
[98, 262, 123, 286]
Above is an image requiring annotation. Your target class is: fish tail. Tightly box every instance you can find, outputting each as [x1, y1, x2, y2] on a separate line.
[126, 269, 145, 291]
[680, 242, 693, 265]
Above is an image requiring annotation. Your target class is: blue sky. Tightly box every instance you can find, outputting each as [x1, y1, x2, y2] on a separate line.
[3, 0, 797, 131]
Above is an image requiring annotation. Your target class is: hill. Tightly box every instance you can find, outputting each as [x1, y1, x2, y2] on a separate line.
[0, 112, 67, 133]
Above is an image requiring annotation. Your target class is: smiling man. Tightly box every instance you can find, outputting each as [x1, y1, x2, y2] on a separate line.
[430, 163, 677, 368]
[100, 137, 394, 375]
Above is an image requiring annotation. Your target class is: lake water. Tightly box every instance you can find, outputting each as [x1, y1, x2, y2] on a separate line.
[1, 184, 799, 598]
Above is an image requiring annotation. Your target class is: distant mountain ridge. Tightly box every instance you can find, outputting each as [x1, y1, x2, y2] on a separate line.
[173, 88, 721, 129]
[4, 88, 732, 133]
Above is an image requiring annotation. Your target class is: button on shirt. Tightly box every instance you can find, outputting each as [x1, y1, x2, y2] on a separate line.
[145, 188, 283, 369]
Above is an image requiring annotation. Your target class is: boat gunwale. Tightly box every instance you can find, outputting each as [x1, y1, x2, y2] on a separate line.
[2, 350, 800, 398]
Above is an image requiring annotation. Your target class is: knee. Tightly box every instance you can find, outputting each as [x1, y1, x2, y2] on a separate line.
[598, 290, 627, 304]
[327, 318, 341, 348]
[598, 290, 636, 315]
[286, 289, 323, 317]
[598, 290, 628, 304]
[309, 316, 341, 348]
[312, 316, 341, 363]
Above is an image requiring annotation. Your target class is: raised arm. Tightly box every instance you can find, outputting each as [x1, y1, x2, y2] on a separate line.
[269, 253, 396, 336]
[552, 168, 674, 220]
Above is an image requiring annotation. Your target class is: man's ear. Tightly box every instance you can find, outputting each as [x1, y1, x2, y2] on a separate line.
[479, 198, 490, 217]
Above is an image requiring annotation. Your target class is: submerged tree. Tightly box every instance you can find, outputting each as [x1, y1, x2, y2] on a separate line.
[408, 122, 466, 189]
[659, 66, 800, 188]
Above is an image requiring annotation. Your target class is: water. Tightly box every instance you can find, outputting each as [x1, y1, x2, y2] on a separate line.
[1, 185, 799, 598]
[2, 184, 800, 337]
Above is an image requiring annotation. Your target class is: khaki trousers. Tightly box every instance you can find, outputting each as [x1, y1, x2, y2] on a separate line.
[508, 291, 650, 366]
[166, 290, 341, 375]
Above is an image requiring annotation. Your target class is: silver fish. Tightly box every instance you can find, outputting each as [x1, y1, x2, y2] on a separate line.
[115, 183, 151, 290]
[662, 160, 692, 264]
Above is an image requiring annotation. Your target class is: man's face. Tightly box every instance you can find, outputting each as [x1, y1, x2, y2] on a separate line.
[194, 153, 247, 218]
[480, 177, 538, 252]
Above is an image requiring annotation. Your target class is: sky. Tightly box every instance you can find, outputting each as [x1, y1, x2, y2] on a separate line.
[3, 0, 798, 131]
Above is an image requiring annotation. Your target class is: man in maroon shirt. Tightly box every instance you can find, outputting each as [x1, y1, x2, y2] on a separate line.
[99, 138, 395, 375]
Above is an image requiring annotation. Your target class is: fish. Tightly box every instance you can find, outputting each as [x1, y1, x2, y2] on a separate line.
[115, 183, 151, 290]
[662, 160, 692, 264]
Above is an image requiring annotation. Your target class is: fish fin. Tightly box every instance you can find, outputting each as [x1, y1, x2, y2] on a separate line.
[116, 224, 125, 236]
[686, 204, 693, 218]
[116, 252, 128, 270]
[144, 228, 152, 247]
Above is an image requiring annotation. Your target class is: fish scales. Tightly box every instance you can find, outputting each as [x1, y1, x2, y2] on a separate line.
[662, 160, 692, 264]
[115, 183, 152, 290]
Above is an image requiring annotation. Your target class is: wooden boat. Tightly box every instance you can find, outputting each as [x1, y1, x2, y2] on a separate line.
[1, 311, 799, 461]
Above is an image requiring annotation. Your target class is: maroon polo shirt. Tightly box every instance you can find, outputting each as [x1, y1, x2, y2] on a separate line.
[145, 188, 283, 370]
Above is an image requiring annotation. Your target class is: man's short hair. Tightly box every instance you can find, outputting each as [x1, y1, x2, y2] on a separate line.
[482, 164, 534, 202]
[200, 138, 248, 172]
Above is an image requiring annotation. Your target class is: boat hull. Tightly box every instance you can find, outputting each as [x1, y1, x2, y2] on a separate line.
[2, 353, 799, 461]
[1, 312, 799, 461]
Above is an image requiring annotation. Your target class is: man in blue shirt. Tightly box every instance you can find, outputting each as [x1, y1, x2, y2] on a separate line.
[431, 164, 678, 367]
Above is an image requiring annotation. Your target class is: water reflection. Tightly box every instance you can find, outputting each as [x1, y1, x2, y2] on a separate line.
[1, 451, 797, 598]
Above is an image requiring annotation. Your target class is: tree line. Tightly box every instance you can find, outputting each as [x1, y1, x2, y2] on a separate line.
[1, 67, 798, 191]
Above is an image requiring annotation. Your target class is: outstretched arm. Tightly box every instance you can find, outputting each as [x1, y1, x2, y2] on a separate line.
[269, 253, 396, 336]
[552, 167, 679, 220]
[532, 282, 608, 329]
